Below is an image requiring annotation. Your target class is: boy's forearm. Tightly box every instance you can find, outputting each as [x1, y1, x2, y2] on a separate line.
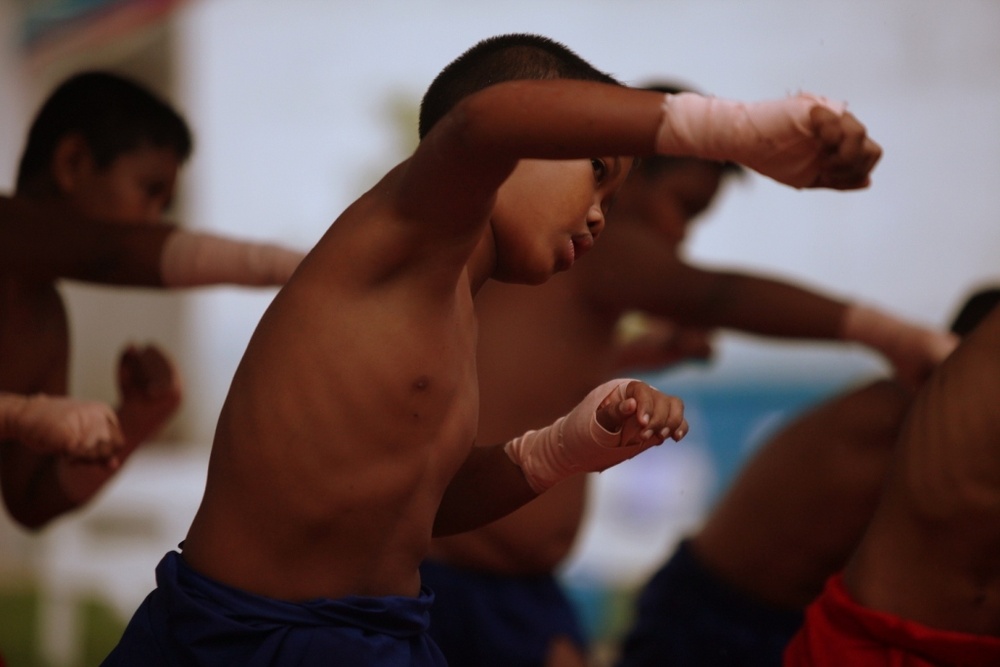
[454, 80, 663, 162]
[2, 195, 302, 287]
[0, 393, 28, 441]
[0, 445, 77, 530]
[433, 445, 538, 537]
[690, 276, 956, 379]
[840, 304, 958, 383]
[158, 230, 305, 287]
[52, 449, 132, 510]
[458, 81, 875, 190]
[667, 269, 846, 339]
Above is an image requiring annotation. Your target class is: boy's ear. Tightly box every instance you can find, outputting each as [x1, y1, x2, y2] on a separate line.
[51, 133, 96, 195]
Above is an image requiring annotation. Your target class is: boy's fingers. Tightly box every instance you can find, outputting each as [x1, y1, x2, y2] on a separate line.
[811, 106, 844, 148]
[596, 394, 636, 432]
[120, 344, 180, 398]
[645, 398, 684, 435]
[596, 381, 688, 446]
[618, 382, 681, 445]
[808, 108, 882, 191]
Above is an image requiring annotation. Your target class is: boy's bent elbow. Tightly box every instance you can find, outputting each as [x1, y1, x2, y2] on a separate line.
[2, 494, 56, 532]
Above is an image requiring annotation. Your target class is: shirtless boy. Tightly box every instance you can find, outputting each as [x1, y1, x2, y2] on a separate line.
[103, 34, 881, 665]
[0, 71, 302, 529]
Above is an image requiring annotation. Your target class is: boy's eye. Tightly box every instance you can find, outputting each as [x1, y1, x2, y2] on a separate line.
[145, 181, 164, 198]
[147, 181, 174, 203]
[144, 181, 174, 213]
[591, 158, 607, 182]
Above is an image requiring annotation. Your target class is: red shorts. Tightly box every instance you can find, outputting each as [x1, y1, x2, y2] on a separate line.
[784, 574, 1000, 666]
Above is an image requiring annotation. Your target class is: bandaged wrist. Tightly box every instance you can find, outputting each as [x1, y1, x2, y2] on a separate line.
[840, 304, 956, 379]
[655, 92, 845, 188]
[504, 379, 655, 493]
[159, 231, 304, 287]
[840, 304, 913, 356]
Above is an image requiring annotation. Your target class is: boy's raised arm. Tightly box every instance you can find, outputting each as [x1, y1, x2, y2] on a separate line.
[398, 80, 664, 243]
[400, 80, 881, 252]
[656, 92, 881, 189]
[423, 81, 878, 189]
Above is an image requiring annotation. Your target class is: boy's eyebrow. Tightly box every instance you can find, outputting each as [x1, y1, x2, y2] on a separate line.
[608, 157, 620, 178]
[611, 156, 631, 180]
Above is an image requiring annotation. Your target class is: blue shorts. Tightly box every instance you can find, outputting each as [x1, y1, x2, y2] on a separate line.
[616, 539, 804, 667]
[102, 551, 446, 666]
[420, 559, 586, 667]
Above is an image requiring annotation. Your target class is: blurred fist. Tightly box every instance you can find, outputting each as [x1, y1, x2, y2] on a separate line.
[614, 313, 714, 371]
[117, 343, 183, 443]
[808, 106, 883, 190]
[13, 395, 124, 461]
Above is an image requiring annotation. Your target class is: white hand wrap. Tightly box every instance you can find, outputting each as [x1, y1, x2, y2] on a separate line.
[160, 231, 304, 287]
[840, 304, 958, 385]
[504, 379, 657, 493]
[655, 92, 846, 188]
[0, 393, 121, 459]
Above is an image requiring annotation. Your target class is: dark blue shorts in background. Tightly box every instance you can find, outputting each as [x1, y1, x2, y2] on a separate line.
[420, 559, 585, 667]
[616, 539, 803, 667]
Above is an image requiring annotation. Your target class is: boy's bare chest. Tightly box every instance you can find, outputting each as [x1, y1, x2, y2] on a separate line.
[0, 279, 68, 392]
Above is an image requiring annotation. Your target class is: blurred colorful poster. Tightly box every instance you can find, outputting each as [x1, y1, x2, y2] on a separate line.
[14, 0, 186, 60]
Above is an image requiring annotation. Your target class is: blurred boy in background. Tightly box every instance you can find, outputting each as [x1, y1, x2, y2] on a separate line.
[423, 83, 954, 667]
[0, 71, 304, 530]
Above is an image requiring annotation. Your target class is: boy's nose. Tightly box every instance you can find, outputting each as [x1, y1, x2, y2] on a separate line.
[587, 206, 605, 240]
[143, 203, 168, 224]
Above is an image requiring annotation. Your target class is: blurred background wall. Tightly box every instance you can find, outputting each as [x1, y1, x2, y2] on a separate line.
[0, 0, 999, 663]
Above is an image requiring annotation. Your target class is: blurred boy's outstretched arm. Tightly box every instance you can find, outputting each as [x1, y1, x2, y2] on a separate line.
[0, 194, 303, 288]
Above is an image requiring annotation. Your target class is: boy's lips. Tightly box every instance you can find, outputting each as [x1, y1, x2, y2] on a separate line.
[571, 234, 594, 260]
[556, 234, 595, 272]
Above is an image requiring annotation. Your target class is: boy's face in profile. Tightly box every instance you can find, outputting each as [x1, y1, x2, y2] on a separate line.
[489, 155, 631, 285]
[66, 142, 181, 224]
[622, 162, 725, 250]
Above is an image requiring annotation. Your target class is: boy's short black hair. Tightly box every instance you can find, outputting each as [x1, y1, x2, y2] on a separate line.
[633, 81, 744, 180]
[418, 33, 621, 139]
[950, 286, 1000, 336]
[16, 70, 193, 192]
